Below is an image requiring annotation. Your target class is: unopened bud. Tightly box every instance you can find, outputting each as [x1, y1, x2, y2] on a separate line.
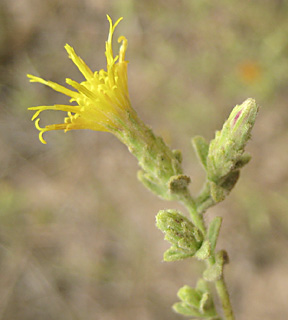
[207, 98, 258, 185]
[156, 210, 203, 260]
[229, 98, 258, 148]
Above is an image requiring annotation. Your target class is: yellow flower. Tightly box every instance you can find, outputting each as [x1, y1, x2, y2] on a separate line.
[28, 15, 131, 144]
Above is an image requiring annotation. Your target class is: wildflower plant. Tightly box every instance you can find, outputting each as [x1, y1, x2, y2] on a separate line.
[28, 15, 259, 320]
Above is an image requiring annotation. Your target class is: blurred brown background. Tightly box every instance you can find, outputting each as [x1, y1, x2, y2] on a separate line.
[1, 0, 288, 319]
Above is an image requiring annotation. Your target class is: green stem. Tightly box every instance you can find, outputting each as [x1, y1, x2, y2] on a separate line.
[180, 191, 235, 320]
[215, 277, 235, 320]
[180, 191, 206, 235]
[195, 181, 215, 214]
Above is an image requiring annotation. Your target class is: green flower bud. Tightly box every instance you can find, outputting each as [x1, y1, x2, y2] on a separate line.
[173, 282, 218, 318]
[156, 210, 203, 261]
[207, 98, 259, 185]
[118, 122, 184, 200]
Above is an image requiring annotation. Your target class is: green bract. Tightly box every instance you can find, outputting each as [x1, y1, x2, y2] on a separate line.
[156, 210, 203, 261]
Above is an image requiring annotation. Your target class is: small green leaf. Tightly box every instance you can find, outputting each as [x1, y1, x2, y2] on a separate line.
[208, 217, 222, 253]
[137, 170, 168, 199]
[203, 264, 222, 282]
[196, 278, 209, 293]
[199, 292, 210, 313]
[196, 280, 216, 313]
[192, 135, 209, 169]
[210, 182, 226, 203]
[177, 285, 202, 309]
[203, 250, 227, 282]
[195, 240, 211, 260]
[168, 174, 191, 194]
[234, 153, 251, 169]
[163, 246, 194, 261]
[220, 170, 240, 192]
[209, 170, 240, 203]
[173, 302, 202, 317]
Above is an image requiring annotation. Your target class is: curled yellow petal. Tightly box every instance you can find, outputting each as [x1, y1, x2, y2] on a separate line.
[28, 16, 132, 144]
[65, 44, 93, 80]
[27, 74, 79, 99]
[118, 36, 128, 63]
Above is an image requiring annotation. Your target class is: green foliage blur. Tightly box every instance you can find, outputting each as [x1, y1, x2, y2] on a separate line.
[0, 1, 288, 319]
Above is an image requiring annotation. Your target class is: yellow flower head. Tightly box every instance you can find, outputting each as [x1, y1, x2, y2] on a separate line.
[28, 15, 131, 144]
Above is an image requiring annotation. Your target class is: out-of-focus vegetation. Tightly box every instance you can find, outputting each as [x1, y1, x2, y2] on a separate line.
[0, 0, 288, 319]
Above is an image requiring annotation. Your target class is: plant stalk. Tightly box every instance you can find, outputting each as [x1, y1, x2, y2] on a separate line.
[180, 191, 206, 235]
[215, 277, 235, 320]
[180, 191, 235, 320]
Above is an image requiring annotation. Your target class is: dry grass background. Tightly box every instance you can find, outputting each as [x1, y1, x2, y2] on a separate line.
[1, 0, 288, 319]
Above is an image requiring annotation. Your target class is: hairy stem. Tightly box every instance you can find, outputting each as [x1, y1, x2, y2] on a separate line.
[180, 191, 235, 320]
[180, 191, 206, 235]
[195, 181, 215, 214]
[215, 277, 235, 320]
